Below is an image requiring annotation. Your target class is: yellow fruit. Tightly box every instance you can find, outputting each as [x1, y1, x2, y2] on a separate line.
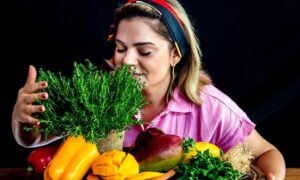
[184, 142, 221, 163]
[92, 150, 139, 180]
[126, 171, 164, 180]
[118, 153, 139, 177]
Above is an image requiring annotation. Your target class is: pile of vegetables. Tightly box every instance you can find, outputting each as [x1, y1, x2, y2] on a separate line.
[24, 60, 147, 143]
[28, 135, 166, 180]
[23, 61, 253, 179]
[129, 128, 247, 179]
[27, 127, 253, 179]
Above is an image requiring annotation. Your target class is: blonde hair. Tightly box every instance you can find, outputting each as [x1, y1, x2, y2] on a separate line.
[114, 0, 211, 105]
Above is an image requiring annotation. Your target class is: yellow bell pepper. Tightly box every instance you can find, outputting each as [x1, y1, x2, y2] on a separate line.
[44, 135, 100, 180]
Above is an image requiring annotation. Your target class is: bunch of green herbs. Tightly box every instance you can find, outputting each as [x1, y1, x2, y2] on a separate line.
[176, 138, 244, 180]
[25, 60, 147, 143]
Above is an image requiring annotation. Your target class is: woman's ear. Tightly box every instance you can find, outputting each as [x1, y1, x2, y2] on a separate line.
[171, 48, 181, 66]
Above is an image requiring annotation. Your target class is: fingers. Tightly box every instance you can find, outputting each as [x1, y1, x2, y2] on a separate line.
[13, 91, 48, 125]
[22, 65, 48, 93]
[20, 92, 48, 104]
[22, 104, 45, 114]
[22, 81, 48, 94]
[12, 65, 49, 126]
[14, 104, 45, 125]
[26, 65, 37, 85]
[19, 111, 40, 125]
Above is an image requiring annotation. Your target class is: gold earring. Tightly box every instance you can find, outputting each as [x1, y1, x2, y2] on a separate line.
[172, 65, 175, 80]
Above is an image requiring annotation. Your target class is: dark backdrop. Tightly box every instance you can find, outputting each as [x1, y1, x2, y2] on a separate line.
[2, 0, 299, 167]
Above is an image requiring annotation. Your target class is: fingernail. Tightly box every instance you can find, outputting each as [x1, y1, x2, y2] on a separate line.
[39, 106, 45, 112]
[34, 122, 40, 128]
[41, 93, 48, 99]
[41, 82, 47, 87]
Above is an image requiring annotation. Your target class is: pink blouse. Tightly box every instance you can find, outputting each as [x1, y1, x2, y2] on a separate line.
[124, 84, 255, 152]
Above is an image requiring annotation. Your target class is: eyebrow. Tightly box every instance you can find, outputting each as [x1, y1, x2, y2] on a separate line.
[115, 38, 156, 46]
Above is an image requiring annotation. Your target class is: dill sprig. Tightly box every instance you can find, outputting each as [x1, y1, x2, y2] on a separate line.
[25, 60, 147, 143]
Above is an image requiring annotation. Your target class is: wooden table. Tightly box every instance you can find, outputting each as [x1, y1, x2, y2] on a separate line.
[286, 168, 300, 180]
[0, 168, 299, 179]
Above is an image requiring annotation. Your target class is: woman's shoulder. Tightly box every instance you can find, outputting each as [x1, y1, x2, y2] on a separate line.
[200, 84, 231, 101]
[199, 84, 248, 117]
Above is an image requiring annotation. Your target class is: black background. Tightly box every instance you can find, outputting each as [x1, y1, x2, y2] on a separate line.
[1, 0, 299, 167]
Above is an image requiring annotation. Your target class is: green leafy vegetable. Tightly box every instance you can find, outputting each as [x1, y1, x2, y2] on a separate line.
[176, 138, 243, 179]
[25, 60, 147, 143]
[182, 137, 196, 153]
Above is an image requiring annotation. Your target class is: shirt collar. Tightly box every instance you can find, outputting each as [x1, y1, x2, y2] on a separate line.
[166, 87, 193, 113]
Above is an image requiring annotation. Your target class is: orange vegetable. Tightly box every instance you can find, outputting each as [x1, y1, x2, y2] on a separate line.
[61, 141, 99, 179]
[44, 135, 100, 180]
[43, 162, 51, 180]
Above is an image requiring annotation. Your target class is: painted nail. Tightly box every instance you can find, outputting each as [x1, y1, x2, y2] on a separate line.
[41, 94, 46, 98]
[41, 82, 47, 87]
[39, 106, 45, 112]
[34, 122, 40, 128]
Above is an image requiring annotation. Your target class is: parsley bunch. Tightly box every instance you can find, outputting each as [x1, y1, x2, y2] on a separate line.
[25, 60, 147, 143]
[176, 138, 243, 180]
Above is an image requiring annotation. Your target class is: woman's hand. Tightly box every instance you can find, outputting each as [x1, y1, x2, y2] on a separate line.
[12, 65, 48, 127]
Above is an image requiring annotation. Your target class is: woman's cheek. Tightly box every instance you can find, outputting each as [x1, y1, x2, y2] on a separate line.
[113, 54, 123, 66]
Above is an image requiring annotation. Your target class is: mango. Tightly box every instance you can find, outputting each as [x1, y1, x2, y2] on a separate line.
[130, 128, 182, 172]
[92, 150, 139, 180]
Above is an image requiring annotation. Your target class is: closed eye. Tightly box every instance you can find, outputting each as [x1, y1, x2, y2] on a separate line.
[116, 48, 126, 53]
[139, 52, 151, 56]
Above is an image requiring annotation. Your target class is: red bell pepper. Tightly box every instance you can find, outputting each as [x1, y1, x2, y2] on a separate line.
[27, 144, 59, 175]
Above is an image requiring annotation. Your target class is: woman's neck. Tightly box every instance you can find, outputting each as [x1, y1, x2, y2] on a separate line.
[141, 81, 170, 123]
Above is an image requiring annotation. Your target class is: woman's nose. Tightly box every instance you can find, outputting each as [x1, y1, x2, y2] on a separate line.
[122, 50, 137, 65]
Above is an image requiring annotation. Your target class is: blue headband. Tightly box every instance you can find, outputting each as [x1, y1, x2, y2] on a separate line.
[133, 0, 190, 59]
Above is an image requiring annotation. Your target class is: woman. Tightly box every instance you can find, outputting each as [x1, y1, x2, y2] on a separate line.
[12, 0, 285, 179]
